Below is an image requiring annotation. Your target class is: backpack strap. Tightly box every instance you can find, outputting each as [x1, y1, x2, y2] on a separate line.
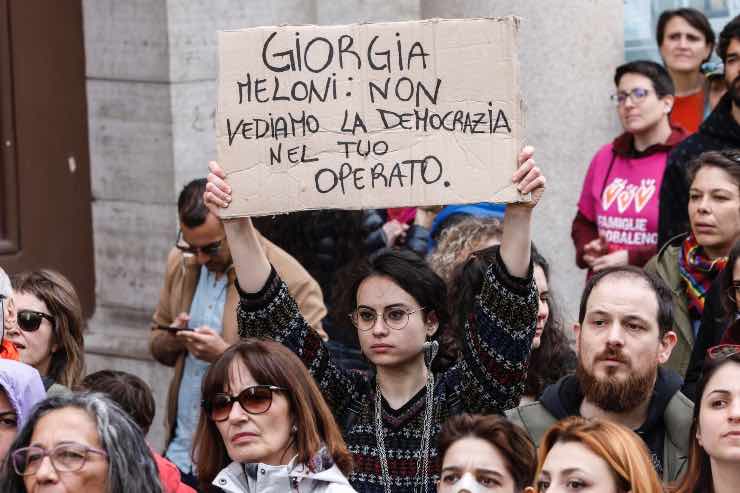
[505, 402, 558, 447]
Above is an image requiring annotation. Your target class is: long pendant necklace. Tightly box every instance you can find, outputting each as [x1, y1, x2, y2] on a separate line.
[375, 370, 435, 493]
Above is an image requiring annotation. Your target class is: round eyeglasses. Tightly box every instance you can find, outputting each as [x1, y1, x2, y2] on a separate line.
[12, 443, 108, 476]
[202, 385, 287, 422]
[349, 306, 426, 331]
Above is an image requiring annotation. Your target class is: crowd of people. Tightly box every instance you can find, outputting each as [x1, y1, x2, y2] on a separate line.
[0, 8, 739, 493]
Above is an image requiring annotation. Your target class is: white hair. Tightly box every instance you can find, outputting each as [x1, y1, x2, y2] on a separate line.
[0, 267, 10, 298]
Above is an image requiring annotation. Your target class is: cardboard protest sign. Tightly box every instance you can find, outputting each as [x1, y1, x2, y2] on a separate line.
[217, 17, 524, 218]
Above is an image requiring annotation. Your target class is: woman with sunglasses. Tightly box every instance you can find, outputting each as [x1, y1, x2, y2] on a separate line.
[193, 339, 355, 492]
[528, 417, 663, 493]
[204, 146, 544, 492]
[571, 60, 685, 277]
[0, 392, 163, 493]
[647, 149, 740, 377]
[670, 349, 740, 493]
[5, 270, 85, 393]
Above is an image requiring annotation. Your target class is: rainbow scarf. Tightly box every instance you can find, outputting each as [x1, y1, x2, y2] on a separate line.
[678, 234, 727, 318]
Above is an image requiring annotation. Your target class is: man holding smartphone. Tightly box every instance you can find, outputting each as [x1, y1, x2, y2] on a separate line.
[149, 178, 327, 489]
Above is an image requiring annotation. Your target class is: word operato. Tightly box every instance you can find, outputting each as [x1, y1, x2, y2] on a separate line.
[261, 31, 431, 74]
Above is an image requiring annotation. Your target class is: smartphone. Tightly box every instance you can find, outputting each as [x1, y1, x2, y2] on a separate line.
[155, 324, 192, 333]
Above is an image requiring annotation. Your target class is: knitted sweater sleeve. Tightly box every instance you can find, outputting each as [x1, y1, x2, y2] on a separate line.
[235, 268, 363, 424]
[452, 246, 538, 414]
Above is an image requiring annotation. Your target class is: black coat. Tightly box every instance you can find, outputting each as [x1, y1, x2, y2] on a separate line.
[657, 93, 740, 249]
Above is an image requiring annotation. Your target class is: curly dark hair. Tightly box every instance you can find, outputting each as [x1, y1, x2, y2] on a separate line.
[447, 245, 575, 399]
[526, 248, 577, 397]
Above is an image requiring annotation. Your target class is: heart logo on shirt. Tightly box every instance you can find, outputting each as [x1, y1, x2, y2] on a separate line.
[633, 179, 656, 213]
[616, 185, 637, 213]
[602, 178, 626, 211]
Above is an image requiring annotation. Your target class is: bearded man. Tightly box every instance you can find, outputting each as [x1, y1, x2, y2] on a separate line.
[507, 266, 693, 483]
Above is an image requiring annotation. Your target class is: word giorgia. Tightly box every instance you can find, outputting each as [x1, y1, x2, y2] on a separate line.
[261, 31, 430, 74]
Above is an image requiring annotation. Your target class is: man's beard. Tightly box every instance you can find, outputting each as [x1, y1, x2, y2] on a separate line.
[731, 75, 740, 107]
[577, 347, 656, 413]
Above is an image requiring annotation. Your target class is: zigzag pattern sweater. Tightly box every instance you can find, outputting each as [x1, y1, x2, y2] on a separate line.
[236, 247, 537, 492]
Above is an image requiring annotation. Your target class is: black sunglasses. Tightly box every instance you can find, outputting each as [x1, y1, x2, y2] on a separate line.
[202, 385, 287, 422]
[175, 230, 223, 257]
[17, 310, 55, 332]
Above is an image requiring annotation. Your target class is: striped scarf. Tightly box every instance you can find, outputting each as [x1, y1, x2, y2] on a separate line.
[678, 234, 727, 318]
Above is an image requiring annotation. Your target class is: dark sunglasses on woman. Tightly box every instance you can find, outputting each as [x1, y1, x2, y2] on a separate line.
[16, 310, 55, 332]
[202, 384, 287, 422]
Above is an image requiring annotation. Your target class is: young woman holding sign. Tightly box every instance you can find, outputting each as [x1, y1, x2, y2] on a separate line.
[204, 147, 545, 493]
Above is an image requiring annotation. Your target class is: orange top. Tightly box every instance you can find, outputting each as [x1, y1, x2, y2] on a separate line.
[670, 89, 704, 134]
[0, 339, 19, 361]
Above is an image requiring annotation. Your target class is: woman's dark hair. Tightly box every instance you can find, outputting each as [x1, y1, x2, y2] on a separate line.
[614, 60, 675, 97]
[347, 248, 455, 372]
[717, 15, 740, 63]
[687, 149, 740, 193]
[0, 392, 163, 493]
[80, 370, 156, 435]
[527, 248, 576, 397]
[12, 270, 85, 388]
[438, 413, 536, 491]
[193, 339, 352, 491]
[656, 8, 715, 63]
[448, 245, 574, 397]
[720, 240, 740, 327]
[671, 353, 740, 493]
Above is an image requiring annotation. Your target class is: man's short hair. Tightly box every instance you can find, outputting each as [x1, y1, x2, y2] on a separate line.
[656, 8, 715, 61]
[578, 266, 674, 336]
[178, 178, 209, 229]
[717, 15, 740, 63]
[614, 60, 675, 98]
[81, 370, 156, 435]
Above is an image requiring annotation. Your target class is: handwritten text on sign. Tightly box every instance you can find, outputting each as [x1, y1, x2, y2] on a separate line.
[217, 17, 523, 217]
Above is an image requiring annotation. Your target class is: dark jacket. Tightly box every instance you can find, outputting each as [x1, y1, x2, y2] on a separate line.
[658, 93, 740, 248]
[682, 278, 727, 401]
[506, 368, 693, 483]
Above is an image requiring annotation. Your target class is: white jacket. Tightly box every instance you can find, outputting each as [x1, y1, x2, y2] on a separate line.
[212, 456, 357, 493]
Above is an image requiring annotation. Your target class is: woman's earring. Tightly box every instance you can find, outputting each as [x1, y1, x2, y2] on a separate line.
[423, 339, 439, 367]
[291, 424, 298, 434]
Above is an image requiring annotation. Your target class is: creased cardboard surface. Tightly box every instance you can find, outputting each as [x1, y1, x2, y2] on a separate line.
[217, 17, 524, 218]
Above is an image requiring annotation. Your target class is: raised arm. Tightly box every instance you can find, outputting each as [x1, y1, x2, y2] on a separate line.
[447, 147, 544, 413]
[500, 146, 545, 277]
[204, 162, 365, 423]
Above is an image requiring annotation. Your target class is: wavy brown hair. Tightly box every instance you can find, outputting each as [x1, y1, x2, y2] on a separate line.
[193, 339, 352, 490]
[12, 269, 85, 388]
[536, 417, 663, 493]
[438, 413, 536, 491]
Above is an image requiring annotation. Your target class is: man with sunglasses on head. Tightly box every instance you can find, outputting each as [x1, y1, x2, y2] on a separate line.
[0, 268, 19, 361]
[149, 178, 327, 490]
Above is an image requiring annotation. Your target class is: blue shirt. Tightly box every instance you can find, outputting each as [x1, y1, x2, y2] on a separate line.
[165, 265, 228, 473]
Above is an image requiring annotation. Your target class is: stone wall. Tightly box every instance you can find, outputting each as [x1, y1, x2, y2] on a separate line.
[82, 0, 623, 450]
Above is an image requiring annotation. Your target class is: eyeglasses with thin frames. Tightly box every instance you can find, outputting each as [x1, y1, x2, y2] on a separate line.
[610, 87, 652, 106]
[349, 306, 426, 331]
[11, 443, 108, 476]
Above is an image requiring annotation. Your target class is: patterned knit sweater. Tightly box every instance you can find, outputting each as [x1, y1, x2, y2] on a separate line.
[236, 247, 538, 492]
